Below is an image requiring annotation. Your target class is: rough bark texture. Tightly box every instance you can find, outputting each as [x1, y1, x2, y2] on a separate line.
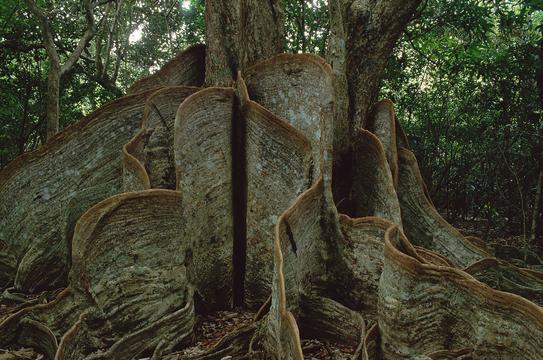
[244, 54, 335, 182]
[350, 129, 401, 226]
[173, 59, 328, 309]
[0, 45, 205, 293]
[379, 226, 543, 359]
[204, 0, 284, 86]
[0, 90, 152, 293]
[367, 100, 399, 187]
[123, 86, 200, 191]
[398, 148, 489, 267]
[327, 0, 423, 213]
[175, 87, 236, 309]
[127, 44, 205, 95]
[254, 98, 405, 357]
[327, 0, 422, 131]
[397, 147, 543, 306]
[239, 74, 313, 309]
[46, 66, 61, 139]
[0, 190, 194, 359]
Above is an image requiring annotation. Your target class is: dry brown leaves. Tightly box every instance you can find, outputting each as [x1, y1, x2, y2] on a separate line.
[301, 338, 355, 360]
[0, 348, 44, 360]
[171, 309, 255, 358]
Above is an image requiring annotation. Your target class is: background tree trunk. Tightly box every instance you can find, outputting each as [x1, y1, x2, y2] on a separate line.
[533, 32, 543, 250]
[532, 167, 543, 249]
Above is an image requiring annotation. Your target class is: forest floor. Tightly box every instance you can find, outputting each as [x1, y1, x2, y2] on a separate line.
[163, 309, 354, 359]
[0, 348, 44, 360]
[0, 298, 356, 359]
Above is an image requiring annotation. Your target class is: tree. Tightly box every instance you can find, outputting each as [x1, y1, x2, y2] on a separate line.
[24, 0, 97, 140]
[327, 0, 422, 212]
[0, 1, 543, 359]
[203, 0, 284, 86]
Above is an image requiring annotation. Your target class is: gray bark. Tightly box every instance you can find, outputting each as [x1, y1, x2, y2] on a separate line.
[0, 45, 205, 293]
[327, 0, 422, 210]
[127, 44, 205, 95]
[327, 0, 422, 131]
[204, 0, 284, 86]
[123, 86, 200, 191]
[380, 226, 543, 359]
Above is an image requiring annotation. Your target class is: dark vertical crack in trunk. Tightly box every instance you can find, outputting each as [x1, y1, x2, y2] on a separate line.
[232, 95, 248, 307]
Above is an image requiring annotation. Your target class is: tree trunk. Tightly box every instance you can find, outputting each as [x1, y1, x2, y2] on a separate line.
[24, 0, 95, 140]
[17, 82, 32, 154]
[328, 0, 422, 212]
[533, 32, 543, 251]
[328, 0, 422, 131]
[46, 65, 61, 140]
[204, 0, 284, 86]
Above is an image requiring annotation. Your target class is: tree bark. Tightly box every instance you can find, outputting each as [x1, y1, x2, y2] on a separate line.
[4, 2, 543, 359]
[204, 0, 284, 86]
[533, 32, 543, 251]
[45, 65, 61, 140]
[327, 0, 422, 212]
[17, 82, 33, 155]
[328, 0, 422, 131]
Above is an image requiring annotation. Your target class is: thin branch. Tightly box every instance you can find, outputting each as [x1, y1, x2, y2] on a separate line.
[405, 30, 439, 66]
[104, 0, 124, 72]
[94, 0, 116, 78]
[500, 148, 528, 258]
[61, 0, 96, 75]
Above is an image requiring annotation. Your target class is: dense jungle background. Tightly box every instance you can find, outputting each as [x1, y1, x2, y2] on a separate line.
[1, 0, 542, 258]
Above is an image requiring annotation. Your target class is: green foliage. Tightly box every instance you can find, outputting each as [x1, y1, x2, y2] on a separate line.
[382, 0, 543, 236]
[284, 0, 329, 55]
[0, 0, 44, 164]
[0, 0, 205, 167]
